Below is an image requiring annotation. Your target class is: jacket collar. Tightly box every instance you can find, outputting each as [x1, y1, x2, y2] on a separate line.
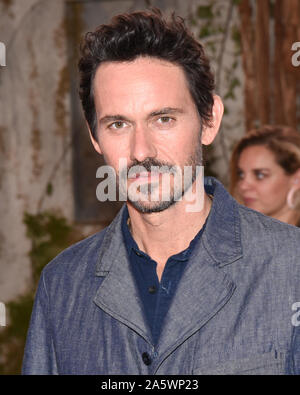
[95, 176, 242, 276]
[202, 177, 243, 266]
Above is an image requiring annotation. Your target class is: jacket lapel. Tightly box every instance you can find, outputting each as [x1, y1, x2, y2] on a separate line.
[93, 205, 153, 345]
[155, 242, 236, 366]
[155, 177, 243, 366]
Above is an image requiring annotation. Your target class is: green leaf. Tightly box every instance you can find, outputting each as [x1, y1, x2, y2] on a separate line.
[196, 5, 213, 19]
[198, 25, 212, 39]
[46, 182, 53, 196]
[231, 25, 241, 51]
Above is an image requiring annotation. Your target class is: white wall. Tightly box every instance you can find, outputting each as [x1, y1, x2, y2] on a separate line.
[0, 0, 73, 302]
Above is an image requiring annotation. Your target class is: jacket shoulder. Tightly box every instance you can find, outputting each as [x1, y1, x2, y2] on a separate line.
[238, 203, 300, 232]
[238, 204, 300, 254]
[42, 227, 108, 277]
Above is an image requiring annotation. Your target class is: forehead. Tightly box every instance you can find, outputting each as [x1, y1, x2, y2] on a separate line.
[93, 57, 195, 114]
[238, 145, 278, 168]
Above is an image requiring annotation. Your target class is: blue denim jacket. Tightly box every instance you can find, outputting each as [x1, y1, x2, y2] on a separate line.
[22, 177, 300, 374]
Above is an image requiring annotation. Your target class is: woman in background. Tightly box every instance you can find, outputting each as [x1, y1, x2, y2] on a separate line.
[230, 125, 300, 226]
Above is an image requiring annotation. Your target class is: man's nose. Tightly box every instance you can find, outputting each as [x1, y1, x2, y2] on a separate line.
[130, 124, 157, 162]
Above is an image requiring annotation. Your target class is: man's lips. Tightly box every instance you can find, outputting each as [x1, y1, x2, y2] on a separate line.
[128, 171, 164, 180]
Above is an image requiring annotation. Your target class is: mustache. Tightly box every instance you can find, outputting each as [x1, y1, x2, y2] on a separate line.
[126, 158, 176, 176]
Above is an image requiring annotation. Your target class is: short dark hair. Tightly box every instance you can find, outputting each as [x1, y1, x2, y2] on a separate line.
[78, 8, 215, 140]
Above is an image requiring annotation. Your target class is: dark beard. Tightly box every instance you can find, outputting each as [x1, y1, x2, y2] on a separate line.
[122, 140, 203, 214]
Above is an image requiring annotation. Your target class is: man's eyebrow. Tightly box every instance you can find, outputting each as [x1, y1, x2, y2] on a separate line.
[98, 114, 131, 125]
[149, 107, 184, 117]
[98, 107, 184, 125]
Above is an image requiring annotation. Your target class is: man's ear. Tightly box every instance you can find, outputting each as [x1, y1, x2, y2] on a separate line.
[201, 95, 224, 146]
[87, 122, 102, 155]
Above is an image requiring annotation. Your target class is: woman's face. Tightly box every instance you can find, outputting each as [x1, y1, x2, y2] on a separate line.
[236, 145, 295, 218]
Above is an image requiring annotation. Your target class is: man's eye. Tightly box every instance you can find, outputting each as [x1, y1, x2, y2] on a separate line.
[109, 121, 126, 129]
[156, 116, 176, 127]
[158, 116, 173, 123]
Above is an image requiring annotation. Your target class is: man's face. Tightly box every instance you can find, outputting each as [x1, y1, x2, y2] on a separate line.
[92, 56, 203, 213]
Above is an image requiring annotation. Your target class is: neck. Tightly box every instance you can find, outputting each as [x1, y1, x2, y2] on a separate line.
[274, 209, 300, 226]
[127, 187, 212, 280]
